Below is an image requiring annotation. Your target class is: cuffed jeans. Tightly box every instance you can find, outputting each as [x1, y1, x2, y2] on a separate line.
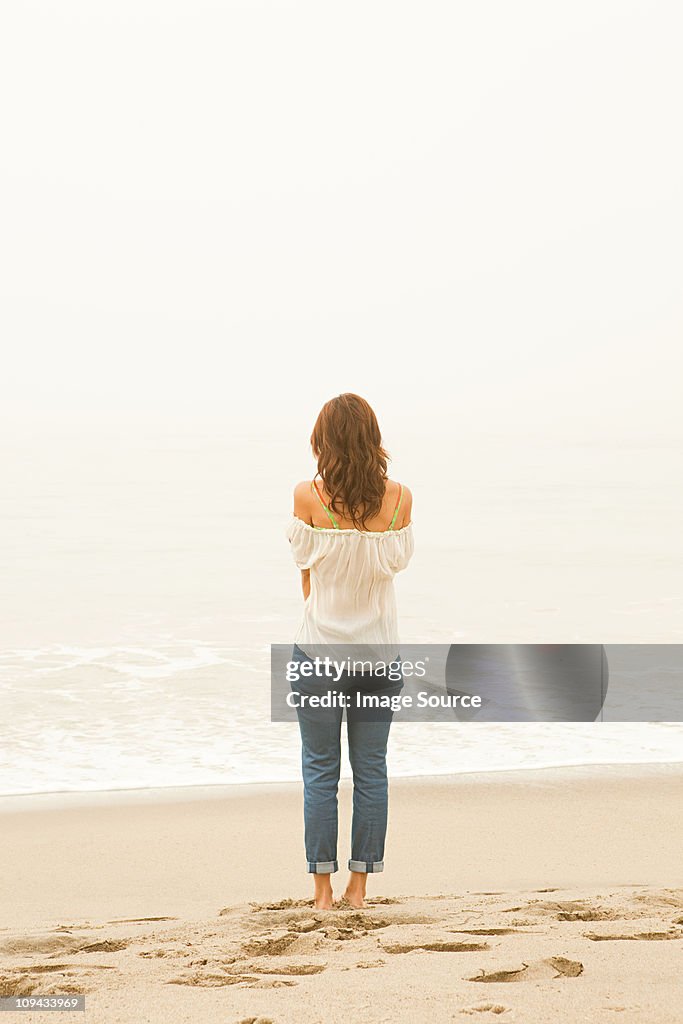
[290, 644, 402, 874]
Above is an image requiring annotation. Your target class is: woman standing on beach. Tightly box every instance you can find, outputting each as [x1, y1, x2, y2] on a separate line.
[287, 394, 414, 909]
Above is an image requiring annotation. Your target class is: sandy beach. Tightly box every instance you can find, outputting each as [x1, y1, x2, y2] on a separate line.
[4, 1, 682, 1021]
[1, 764, 682, 1023]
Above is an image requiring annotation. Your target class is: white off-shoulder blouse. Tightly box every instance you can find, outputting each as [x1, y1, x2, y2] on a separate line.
[286, 517, 414, 658]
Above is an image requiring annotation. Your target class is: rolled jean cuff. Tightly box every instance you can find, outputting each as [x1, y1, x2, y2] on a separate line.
[348, 859, 384, 873]
[307, 860, 338, 874]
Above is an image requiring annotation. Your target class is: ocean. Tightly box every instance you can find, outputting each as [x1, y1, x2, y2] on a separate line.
[1, 423, 682, 796]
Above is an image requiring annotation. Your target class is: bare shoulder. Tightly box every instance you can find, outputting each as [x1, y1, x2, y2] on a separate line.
[293, 479, 314, 523]
[386, 478, 412, 500]
[384, 478, 412, 527]
[294, 480, 313, 500]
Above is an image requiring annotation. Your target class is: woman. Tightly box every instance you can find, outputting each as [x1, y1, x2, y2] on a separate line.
[287, 393, 414, 909]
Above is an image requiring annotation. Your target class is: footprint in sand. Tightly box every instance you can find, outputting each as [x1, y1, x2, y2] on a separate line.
[169, 964, 302, 989]
[108, 916, 178, 924]
[584, 929, 683, 942]
[557, 908, 623, 921]
[242, 932, 324, 956]
[78, 939, 129, 953]
[10, 964, 114, 974]
[241, 962, 326, 976]
[383, 940, 489, 954]
[0, 975, 40, 998]
[138, 948, 190, 959]
[468, 957, 583, 982]
[634, 891, 683, 910]
[245, 979, 298, 989]
[0, 971, 91, 998]
[468, 966, 529, 984]
[519, 899, 618, 921]
[451, 928, 529, 936]
[168, 971, 260, 988]
[321, 927, 362, 941]
[460, 1005, 509, 1016]
[242, 934, 301, 956]
[0, 935, 85, 957]
[0, 933, 131, 958]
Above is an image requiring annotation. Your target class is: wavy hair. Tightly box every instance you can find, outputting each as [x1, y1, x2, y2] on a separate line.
[311, 394, 389, 529]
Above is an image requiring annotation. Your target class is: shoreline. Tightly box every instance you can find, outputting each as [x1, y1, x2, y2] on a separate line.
[2, 758, 682, 813]
[1, 762, 681, 929]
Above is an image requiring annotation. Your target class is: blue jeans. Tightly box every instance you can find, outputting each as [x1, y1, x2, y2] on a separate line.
[290, 644, 403, 874]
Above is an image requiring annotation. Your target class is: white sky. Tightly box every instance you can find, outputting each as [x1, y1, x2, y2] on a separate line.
[1, 1, 681, 440]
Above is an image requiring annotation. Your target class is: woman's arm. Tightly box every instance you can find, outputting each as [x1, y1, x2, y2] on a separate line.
[293, 481, 313, 599]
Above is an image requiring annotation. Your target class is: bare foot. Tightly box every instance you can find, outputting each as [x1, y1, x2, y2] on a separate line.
[342, 889, 365, 909]
[343, 870, 368, 908]
[314, 876, 334, 910]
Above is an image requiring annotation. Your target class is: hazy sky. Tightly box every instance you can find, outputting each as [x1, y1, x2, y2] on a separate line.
[2, 1, 681, 439]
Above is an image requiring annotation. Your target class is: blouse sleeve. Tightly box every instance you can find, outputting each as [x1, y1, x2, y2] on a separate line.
[286, 518, 327, 570]
[386, 526, 415, 574]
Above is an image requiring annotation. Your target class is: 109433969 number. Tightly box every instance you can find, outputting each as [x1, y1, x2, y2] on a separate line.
[0, 996, 85, 1012]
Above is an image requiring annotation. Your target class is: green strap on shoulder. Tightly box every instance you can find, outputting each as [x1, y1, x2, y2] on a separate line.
[311, 480, 340, 529]
[310, 479, 403, 531]
[387, 483, 403, 531]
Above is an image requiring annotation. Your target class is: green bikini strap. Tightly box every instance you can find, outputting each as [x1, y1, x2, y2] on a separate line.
[387, 483, 403, 531]
[311, 479, 340, 529]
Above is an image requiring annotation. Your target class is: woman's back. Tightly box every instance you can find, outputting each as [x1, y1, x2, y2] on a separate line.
[298, 477, 412, 533]
[288, 476, 414, 655]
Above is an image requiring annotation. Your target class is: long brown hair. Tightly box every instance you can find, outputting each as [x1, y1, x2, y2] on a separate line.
[311, 394, 389, 529]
